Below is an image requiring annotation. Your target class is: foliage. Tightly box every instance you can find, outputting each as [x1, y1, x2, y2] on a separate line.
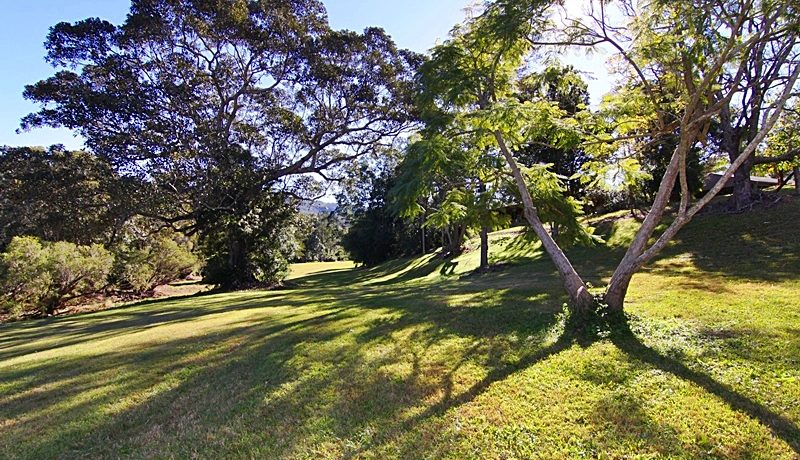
[302, 216, 346, 262]
[515, 64, 592, 197]
[0, 236, 113, 316]
[112, 227, 199, 293]
[22, 0, 421, 287]
[200, 193, 296, 287]
[584, 92, 705, 209]
[759, 106, 800, 177]
[392, 133, 510, 255]
[0, 146, 135, 250]
[289, 213, 346, 262]
[410, 6, 599, 260]
[341, 162, 426, 266]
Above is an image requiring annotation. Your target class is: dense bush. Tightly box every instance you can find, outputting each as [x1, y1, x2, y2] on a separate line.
[112, 233, 199, 292]
[340, 171, 428, 267]
[0, 236, 114, 316]
[200, 199, 296, 288]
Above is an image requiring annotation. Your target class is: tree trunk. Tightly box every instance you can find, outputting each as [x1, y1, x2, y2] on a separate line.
[493, 130, 596, 313]
[605, 132, 692, 310]
[421, 206, 427, 254]
[478, 180, 489, 270]
[226, 232, 249, 289]
[480, 226, 489, 270]
[421, 223, 426, 255]
[731, 159, 755, 210]
[604, 271, 633, 312]
[795, 167, 800, 196]
[721, 101, 758, 211]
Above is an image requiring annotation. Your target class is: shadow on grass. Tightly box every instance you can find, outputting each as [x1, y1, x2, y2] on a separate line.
[609, 316, 800, 454]
[3, 227, 800, 458]
[345, 310, 800, 457]
[654, 198, 800, 282]
[0, 271, 570, 458]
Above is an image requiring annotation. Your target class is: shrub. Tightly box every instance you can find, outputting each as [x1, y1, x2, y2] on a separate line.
[0, 236, 114, 316]
[113, 234, 199, 293]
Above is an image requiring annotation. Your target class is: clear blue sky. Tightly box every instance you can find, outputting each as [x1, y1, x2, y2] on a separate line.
[0, 0, 469, 150]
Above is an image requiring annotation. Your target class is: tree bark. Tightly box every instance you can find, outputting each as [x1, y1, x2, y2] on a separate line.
[731, 159, 755, 210]
[421, 218, 426, 255]
[226, 232, 249, 288]
[479, 180, 489, 271]
[493, 130, 596, 312]
[795, 166, 800, 196]
[480, 226, 489, 270]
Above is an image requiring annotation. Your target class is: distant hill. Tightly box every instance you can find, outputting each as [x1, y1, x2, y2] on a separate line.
[298, 201, 337, 215]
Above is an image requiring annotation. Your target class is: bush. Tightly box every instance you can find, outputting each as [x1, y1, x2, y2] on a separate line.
[113, 234, 199, 292]
[0, 236, 114, 316]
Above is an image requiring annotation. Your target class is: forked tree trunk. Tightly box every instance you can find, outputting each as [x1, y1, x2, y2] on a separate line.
[604, 132, 696, 311]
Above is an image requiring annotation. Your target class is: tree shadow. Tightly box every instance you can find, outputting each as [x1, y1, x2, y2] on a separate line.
[608, 315, 800, 454]
[2, 259, 799, 457]
[0, 270, 570, 458]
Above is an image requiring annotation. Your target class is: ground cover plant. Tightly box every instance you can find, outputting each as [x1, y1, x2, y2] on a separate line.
[1, 199, 798, 459]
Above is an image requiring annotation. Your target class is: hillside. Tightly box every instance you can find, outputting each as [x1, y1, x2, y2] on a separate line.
[1, 198, 799, 458]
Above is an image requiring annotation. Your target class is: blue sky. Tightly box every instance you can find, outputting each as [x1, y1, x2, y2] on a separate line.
[0, 0, 610, 150]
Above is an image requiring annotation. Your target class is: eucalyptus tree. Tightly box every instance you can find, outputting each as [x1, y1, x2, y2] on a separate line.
[21, 0, 420, 287]
[420, 0, 800, 313]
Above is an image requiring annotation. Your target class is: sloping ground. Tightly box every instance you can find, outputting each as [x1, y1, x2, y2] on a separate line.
[1, 199, 799, 459]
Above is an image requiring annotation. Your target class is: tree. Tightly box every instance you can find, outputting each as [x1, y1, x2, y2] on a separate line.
[0, 146, 136, 249]
[21, 0, 420, 288]
[340, 161, 426, 266]
[392, 134, 510, 268]
[419, 0, 800, 314]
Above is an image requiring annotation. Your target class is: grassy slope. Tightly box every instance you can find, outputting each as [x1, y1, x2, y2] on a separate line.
[1, 199, 800, 459]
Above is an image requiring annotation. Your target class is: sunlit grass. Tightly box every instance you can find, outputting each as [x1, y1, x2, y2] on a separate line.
[287, 261, 356, 280]
[1, 199, 799, 458]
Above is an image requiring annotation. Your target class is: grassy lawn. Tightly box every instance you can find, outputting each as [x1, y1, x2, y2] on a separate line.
[1, 199, 799, 458]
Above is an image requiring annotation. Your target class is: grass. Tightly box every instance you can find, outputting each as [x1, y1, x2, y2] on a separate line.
[1, 198, 800, 458]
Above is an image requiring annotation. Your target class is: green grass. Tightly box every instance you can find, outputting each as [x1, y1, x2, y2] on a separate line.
[2, 198, 800, 458]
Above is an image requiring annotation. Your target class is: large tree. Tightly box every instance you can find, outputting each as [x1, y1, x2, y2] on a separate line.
[21, 0, 420, 287]
[418, 0, 800, 313]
